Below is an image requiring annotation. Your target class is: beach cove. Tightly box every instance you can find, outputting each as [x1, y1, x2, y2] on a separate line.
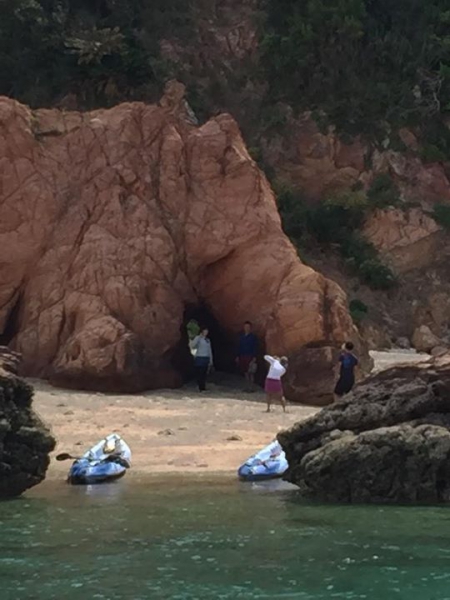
[33, 351, 428, 480]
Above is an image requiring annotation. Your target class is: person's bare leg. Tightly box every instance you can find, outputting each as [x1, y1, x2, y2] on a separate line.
[266, 393, 272, 412]
[274, 392, 286, 412]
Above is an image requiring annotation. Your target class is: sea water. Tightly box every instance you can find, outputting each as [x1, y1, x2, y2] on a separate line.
[1, 476, 450, 600]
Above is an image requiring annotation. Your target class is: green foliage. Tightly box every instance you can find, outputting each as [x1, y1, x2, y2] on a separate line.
[367, 174, 401, 208]
[432, 203, 450, 229]
[341, 233, 397, 289]
[260, 105, 288, 132]
[275, 180, 310, 245]
[349, 298, 369, 324]
[419, 144, 447, 163]
[342, 235, 396, 290]
[186, 319, 200, 340]
[274, 181, 397, 290]
[248, 146, 263, 165]
[261, 0, 450, 139]
[356, 258, 397, 289]
[306, 203, 363, 244]
[0, 0, 194, 107]
[65, 27, 125, 66]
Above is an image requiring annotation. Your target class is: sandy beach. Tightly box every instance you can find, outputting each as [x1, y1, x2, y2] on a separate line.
[33, 376, 318, 479]
[33, 351, 429, 479]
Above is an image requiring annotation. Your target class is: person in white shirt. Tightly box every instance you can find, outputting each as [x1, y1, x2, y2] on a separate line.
[264, 355, 288, 413]
[190, 328, 214, 391]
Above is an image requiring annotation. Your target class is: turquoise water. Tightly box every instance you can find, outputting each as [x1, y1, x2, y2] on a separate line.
[1, 476, 450, 599]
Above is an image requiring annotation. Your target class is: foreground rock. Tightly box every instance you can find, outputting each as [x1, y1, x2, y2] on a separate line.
[0, 346, 21, 375]
[0, 82, 359, 402]
[0, 370, 55, 497]
[279, 355, 450, 503]
[412, 325, 443, 353]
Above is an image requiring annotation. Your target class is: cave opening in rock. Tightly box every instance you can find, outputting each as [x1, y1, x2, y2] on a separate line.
[0, 294, 22, 346]
[171, 303, 238, 384]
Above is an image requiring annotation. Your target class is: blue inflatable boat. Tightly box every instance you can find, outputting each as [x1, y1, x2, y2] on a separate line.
[68, 434, 131, 485]
[238, 440, 288, 481]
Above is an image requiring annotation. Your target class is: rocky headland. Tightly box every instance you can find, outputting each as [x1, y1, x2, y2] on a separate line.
[279, 355, 450, 503]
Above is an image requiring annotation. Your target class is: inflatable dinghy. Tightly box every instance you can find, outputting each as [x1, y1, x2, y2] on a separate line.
[68, 434, 131, 485]
[238, 440, 288, 481]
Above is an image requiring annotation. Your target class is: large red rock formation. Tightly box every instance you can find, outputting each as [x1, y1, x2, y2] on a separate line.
[0, 83, 356, 403]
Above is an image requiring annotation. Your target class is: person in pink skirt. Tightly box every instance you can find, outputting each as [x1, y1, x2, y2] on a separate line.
[264, 355, 288, 413]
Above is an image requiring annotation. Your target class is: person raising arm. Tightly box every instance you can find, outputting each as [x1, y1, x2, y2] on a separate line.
[264, 355, 288, 413]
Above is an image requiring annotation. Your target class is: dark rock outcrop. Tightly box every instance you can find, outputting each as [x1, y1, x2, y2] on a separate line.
[279, 355, 450, 503]
[0, 369, 55, 498]
[0, 346, 21, 375]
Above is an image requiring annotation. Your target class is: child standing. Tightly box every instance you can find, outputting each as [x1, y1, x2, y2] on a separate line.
[264, 355, 288, 413]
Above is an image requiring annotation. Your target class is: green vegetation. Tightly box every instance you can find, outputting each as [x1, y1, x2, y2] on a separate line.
[432, 203, 450, 229]
[349, 299, 369, 324]
[276, 180, 397, 290]
[0, 0, 193, 107]
[420, 144, 448, 163]
[261, 0, 450, 148]
[186, 319, 200, 341]
[366, 174, 401, 208]
[3, 0, 450, 154]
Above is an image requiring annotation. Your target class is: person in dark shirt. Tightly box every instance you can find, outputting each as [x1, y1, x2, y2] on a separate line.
[334, 341, 359, 401]
[236, 321, 258, 392]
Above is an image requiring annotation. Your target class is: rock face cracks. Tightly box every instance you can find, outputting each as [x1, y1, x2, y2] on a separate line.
[0, 83, 356, 402]
[279, 356, 450, 503]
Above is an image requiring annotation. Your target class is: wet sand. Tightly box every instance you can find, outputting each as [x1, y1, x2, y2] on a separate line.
[33, 351, 429, 478]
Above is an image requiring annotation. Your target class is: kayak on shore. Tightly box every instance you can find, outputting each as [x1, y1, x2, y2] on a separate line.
[238, 439, 288, 481]
[68, 434, 131, 485]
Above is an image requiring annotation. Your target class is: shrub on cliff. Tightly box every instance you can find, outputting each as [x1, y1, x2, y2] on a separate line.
[275, 181, 397, 290]
[349, 299, 369, 324]
[432, 203, 450, 230]
[367, 174, 401, 208]
[341, 234, 397, 290]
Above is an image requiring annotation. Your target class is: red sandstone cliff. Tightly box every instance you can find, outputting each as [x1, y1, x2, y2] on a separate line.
[260, 109, 450, 347]
[0, 83, 357, 403]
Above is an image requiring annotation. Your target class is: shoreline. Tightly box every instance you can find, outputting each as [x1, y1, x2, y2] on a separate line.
[33, 376, 318, 480]
[32, 350, 430, 481]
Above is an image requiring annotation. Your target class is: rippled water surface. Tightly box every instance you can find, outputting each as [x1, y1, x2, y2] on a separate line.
[1, 476, 450, 599]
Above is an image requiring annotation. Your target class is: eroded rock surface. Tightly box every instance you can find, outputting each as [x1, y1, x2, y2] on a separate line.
[0, 85, 357, 401]
[412, 325, 443, 354]
[0, 370, 55, 497]
[363, 208, 442, 273]
[279, 355, 450, 502]
[262, 110, 450, 204]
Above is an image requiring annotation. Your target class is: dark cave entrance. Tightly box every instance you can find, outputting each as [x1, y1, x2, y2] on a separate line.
[0, 294, 22, 346]
[171, 303, 238, 383]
